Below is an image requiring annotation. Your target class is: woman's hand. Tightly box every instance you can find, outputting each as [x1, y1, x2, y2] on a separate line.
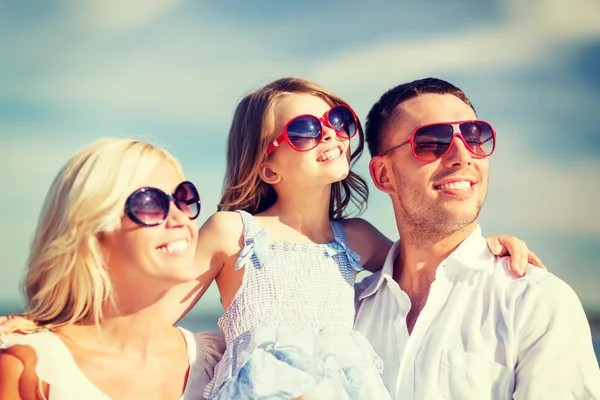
[485, 234, 546, 277]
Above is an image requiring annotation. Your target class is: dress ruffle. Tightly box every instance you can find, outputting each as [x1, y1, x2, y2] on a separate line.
[204, 326, 387, 400]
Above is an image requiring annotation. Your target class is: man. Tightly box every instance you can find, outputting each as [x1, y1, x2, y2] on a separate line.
[354, 77, 600, 399]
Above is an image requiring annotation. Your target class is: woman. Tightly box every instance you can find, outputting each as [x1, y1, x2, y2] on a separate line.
[0, 138, 224, 400]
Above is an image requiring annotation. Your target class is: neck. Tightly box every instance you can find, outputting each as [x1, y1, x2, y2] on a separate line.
[60, 281, 179, 358]
[394, 221, 477, 295]
[266, 183, 332, 235]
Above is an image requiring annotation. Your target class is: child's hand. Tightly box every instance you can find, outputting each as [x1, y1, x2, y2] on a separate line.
[485, 234, 546, 277]
[0, 315, 35, 334]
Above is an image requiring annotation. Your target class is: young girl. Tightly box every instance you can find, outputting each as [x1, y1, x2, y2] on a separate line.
[189, 77, 543, 399]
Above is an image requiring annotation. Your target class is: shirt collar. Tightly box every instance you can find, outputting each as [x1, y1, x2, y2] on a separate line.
[357, 241, 400, 301]
[357, 225, 495, 300]
[442, 225, 495, 275]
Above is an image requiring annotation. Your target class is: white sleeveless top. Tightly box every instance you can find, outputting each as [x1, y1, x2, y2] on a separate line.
[1, 327, 225, 400]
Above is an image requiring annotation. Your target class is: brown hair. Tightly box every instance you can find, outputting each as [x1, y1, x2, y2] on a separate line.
[218, 77, 369, 220]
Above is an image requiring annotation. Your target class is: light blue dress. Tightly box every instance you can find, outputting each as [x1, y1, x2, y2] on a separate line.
[204, 210, 390, 400]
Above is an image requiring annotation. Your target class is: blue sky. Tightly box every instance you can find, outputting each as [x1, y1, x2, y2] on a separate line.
[0, 0, 599, 319]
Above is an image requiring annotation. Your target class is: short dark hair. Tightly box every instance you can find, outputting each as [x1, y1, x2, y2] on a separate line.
[365, 77, 476, 157]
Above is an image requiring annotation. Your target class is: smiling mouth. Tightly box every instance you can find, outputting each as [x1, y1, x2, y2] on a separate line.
[317, 146, 342, 162]
[434, 180, 473, 191]
[157, 239, 189, 253]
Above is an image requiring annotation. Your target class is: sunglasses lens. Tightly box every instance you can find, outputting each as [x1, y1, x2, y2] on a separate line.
[459, 121, 495, 156]
[174, 182, 201, 220]
[286, 115, 322, 151]
[128, 188, 169, 226]
[328, 105, 357, 138]
[412, 124, 454, 161]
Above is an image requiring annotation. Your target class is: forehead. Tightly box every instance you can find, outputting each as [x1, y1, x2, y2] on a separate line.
[134, 159, 183, 193]
[389, 94, 476, 141]
[274, 93, 331, 124]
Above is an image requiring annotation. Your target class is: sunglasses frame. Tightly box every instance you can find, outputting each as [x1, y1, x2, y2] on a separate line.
[266, 104, 359, 155]
[379, 119, 497, 163]
[125, 181, 201, 227]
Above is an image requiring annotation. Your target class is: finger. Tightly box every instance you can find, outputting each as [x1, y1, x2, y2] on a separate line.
[486, 236, 504, 255]
[510, 244, 527, 277]
[520, 254, 529, 275]
[513, 253, 527, 277]
[529, 252, 547, 270]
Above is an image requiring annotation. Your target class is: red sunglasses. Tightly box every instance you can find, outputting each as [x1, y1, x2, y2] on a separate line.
[379, 120, 496, 162]
[267, 104, 358, 154]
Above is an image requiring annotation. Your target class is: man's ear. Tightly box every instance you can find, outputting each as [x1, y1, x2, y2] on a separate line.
[259, 163, 281, 185]
[369, 156, 394, 195]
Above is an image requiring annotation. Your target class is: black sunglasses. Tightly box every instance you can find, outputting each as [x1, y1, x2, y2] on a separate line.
[125, 181, 201, 227]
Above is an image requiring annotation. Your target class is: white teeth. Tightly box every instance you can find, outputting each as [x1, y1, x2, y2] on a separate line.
[437, 181, 471, 191]
[318, 147, 341, 162]
[157, 239, 189, 253]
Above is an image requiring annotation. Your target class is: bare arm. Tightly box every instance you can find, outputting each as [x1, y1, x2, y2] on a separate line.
[342, 218, 393, 273]
[165, 211, 244, 326]
[0, 346, 47, 400]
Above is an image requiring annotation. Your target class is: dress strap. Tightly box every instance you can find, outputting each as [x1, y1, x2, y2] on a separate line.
[330, 220, 349, 245]
[234, 210, 272, 270]
[236, 210, 259, 243]
[329, 220, 363, 272]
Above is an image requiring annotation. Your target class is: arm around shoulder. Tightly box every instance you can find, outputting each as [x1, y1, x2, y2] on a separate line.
[341, 218, 393, 272]
[0, 346, 45, 400]
[513, 273, 600, 399]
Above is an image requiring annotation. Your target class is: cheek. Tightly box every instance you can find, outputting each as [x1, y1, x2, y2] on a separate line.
[392, 159, 433, 191]
[475, 160, 490, 186]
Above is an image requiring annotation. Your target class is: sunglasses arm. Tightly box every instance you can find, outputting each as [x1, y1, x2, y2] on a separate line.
[267, 136, 286, 155]
[379, 139, 411, 156]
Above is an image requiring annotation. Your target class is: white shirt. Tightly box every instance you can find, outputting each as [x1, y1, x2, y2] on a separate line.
[354, 226, 600, 400]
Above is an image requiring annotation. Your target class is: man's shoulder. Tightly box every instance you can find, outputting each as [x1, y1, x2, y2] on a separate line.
[492, 257, 571, 289]
[490, 256, 584, 313]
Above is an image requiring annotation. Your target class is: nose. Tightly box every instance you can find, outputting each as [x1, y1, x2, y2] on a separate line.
[441, 134, 472, 168]
[164, 201, 188, 228]
[320, 123, 336, 143]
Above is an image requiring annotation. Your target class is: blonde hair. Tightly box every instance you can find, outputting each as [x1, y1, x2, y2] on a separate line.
[20, 137, 183, 332]
[219, 77, 369, 219]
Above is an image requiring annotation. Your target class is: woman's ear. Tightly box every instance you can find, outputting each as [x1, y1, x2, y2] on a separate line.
[259, 163, 281, 185]
[369, 156, 394, 195]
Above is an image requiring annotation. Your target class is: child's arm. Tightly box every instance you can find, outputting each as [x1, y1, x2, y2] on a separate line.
[342, 218, 393, 272]
[342, 218, 545, 277]
[164, 211, 244, 326]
